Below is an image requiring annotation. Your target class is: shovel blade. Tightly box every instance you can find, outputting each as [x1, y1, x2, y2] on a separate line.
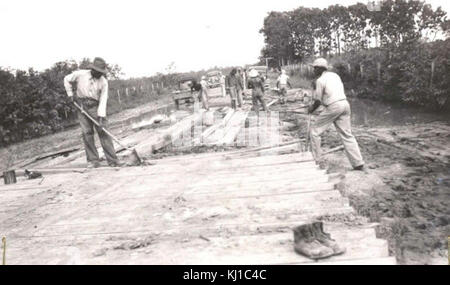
[124, 149, 142, 166]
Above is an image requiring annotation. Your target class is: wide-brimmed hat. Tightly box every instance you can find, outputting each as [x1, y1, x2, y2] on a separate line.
[89, 57, 108, 74]
[249, 69, 259, 78]
[311, 58, 329, 70]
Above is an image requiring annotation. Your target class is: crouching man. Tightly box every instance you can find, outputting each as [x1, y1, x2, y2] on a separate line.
[308, 58, 365, 171]
[64, 57, 122, 168]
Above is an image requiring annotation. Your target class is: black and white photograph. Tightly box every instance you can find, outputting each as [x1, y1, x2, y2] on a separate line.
[0, 0, 449, 268]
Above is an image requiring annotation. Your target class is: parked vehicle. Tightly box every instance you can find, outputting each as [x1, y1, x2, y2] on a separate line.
[205, 70, 225, 97]
[172, 76, 196, 109]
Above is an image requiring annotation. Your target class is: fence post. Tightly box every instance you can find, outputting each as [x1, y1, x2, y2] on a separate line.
[430, 60, 435, 88]
[377, 62, 381, 81]
[117, 89, 122, 105]
[360, 64, 364, 79]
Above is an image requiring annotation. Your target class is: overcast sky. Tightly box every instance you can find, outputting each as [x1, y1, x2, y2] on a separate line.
[0, 0, 448, 78]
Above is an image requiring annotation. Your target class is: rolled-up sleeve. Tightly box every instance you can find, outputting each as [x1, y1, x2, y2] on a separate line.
[64, 71, 79, 97]
[97, 78, 109, 117]
[314, 78, 325, 103]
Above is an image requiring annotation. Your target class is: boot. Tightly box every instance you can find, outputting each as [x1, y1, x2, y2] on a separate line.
[311, 221, 346, 256]
[293, 224, 334, 260]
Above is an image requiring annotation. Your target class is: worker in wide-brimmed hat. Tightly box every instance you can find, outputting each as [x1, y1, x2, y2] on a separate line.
[64, 57, 122, 168]
[308, 58, 365, 171]
[247, 69, 268, 115]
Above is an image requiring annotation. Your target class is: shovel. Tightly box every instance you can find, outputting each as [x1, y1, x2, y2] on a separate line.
[73, 102, 142, 166]
[304, 112, 312, 152]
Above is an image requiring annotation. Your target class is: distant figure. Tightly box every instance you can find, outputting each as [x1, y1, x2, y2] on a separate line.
[219, 72, 226, 97]
[308, 58, 365, 171]
[226, 68, 244, 109]
[190, 79, 202, 93]
[64, 57, 122, 168]
[199, 76, 210, 110]
[242, 68, 248, 91]
[237, 68, 245, 96]
[277, 69, 292, 104]
[247, 69, 268, 116]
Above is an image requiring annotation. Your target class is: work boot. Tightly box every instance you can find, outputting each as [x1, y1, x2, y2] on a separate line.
[108, 160, 126, 168]
[293, 224, 334, 260]
[311, 221, 346, 256]
[87, 161, 101, 169]
[353, 165, 364, 171]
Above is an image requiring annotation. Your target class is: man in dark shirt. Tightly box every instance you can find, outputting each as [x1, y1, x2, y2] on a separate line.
[190, 79, 202, 93]
[247, 69, 268, 115]
[226, 68, 244, 109]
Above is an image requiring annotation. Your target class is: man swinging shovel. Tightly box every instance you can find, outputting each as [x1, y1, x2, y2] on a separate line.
[64, 57, 125, 168]
[307, 58, 365, 171]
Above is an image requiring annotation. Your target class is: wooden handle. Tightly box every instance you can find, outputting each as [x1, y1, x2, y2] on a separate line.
[73, 102, 128, 150]
[2, 237, 6, 265]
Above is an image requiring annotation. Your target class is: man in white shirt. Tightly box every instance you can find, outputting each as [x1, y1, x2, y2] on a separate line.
[219, 72, 226, 97]
[277, 69, 292, 104]
[64, 57, 121, 168]
[308, 58, 365, 171]
[199, 76, 210, 110]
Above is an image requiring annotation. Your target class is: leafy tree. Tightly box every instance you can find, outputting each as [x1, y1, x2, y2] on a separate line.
[260, 11, 295, 66]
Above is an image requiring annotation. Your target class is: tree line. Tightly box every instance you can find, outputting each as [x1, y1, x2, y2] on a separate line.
[0, 57, 244, 147]
[260, 0, 450, 109]
[0, 59, 182, 147]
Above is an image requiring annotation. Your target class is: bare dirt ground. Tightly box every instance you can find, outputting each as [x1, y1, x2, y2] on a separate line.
[272, 96, 450, 265]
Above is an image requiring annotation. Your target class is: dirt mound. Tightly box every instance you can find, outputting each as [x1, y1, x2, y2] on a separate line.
[321, 125, 449, 264]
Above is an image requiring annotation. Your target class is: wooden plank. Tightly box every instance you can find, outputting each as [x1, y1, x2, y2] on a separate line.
[8, 218, 371, 249]
[204, 110, 239, 143]
[184, 171, 329, 190]
[27, 205, 355, 239]
[8, 224, 385, 265]
[148, 147, 309, 163]
[6, 147, 81, 172]
[133, 110, 206, 153]
[190, 182, 335, 196]
[149, 151, 313, 166]
[218, 111, 249, 145]
[198, 108, 234, 143]
[56, 229, 388, 265]
[95, 170, 332, 196]
[303, 257, 397, 265]
[29, 192, 350, 238]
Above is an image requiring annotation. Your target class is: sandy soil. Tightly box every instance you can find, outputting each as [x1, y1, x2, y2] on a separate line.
[274, 98, 450, 265]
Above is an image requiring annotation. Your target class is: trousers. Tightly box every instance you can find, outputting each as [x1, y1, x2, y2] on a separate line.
[310, 100, 364, 168]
